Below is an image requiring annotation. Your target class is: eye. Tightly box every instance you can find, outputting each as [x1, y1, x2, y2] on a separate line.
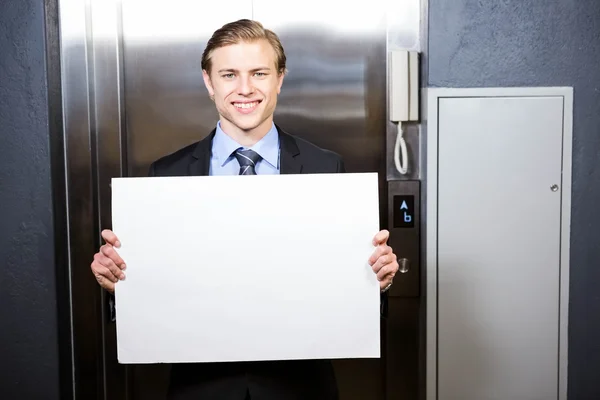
[222, 73, 235, 79]
[254, 72, 266, 77]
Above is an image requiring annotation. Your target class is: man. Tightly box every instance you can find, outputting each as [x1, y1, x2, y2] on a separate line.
[90, 19, 399, 400]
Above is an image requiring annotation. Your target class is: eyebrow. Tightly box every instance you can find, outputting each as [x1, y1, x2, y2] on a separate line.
[217, 67, 272, 74]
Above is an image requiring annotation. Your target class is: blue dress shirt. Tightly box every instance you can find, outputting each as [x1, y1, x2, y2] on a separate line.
[209, 121, 280, 176]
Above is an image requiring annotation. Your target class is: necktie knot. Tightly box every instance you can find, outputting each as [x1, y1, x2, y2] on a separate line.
[233, 148, 262, 175]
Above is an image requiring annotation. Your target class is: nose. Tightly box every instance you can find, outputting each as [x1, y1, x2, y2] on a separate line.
[237, 75, 254, 96]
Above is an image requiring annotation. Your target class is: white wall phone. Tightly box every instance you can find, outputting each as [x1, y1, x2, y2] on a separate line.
[389, 50, 419, 175]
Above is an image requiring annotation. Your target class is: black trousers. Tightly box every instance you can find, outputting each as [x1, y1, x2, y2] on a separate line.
[167, 359, 339, 400]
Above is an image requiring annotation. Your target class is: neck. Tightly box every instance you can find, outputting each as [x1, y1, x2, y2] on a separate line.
[219, 117, 273, 147]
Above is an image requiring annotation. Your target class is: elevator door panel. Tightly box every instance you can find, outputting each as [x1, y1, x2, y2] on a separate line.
[252, 0, 387, 177]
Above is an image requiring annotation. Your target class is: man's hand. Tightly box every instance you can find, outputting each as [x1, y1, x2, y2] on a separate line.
[90, 229, 126, 293]
[368, 229, 399, 292]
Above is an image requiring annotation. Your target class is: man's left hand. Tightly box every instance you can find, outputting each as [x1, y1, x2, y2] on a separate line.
[369, 230, 399, 292]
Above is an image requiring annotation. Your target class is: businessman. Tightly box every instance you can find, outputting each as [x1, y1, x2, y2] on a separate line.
[90, 19, 399, 400]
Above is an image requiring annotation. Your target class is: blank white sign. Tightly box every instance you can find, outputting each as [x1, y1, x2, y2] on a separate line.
[111, 173, 382, 364]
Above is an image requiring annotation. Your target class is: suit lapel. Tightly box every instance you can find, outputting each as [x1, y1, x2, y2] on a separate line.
[277, 125, 302, 175]
[188, 125, 303, 175]
[189, 129, 215, 176]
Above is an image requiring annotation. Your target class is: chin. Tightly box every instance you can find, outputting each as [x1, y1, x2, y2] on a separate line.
[232, 116, 266, 132]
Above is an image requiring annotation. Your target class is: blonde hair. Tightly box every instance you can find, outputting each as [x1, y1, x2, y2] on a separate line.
[201, 19, 287, 75]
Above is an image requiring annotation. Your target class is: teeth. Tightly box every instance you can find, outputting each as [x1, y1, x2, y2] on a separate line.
[234, 102, 258, 109]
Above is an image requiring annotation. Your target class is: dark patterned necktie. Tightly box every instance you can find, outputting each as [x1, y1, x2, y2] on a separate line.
[233, 148, 262, 175]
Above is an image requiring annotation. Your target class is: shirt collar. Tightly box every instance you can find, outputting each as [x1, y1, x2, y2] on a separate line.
[212, 121, 280, 169]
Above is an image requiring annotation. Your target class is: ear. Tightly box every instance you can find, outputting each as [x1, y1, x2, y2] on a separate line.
[202, 69, 214, 98]
[276, 70, 285, 94]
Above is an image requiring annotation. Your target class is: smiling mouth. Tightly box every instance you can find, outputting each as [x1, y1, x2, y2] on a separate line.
[233, 101, 261, 110]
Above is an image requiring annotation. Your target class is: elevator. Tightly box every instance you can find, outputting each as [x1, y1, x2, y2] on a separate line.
[56, 0, 426, 398]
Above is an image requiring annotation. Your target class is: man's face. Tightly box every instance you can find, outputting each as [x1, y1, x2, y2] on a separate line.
[202, 39, 284, 137]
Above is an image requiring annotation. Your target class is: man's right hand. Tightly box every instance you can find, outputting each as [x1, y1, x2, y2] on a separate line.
[90, 229, 126, 293]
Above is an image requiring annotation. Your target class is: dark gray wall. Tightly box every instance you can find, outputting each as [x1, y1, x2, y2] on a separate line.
[427, 1, 600, 398]
[0, 0, 62, 399]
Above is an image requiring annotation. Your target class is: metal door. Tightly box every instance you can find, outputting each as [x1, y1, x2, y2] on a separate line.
[429, 91, 570, 400]
[56, 0, 424, 398]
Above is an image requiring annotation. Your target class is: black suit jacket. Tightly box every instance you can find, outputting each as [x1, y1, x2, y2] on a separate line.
[145, 126, 384, 400]
[148, 125, 346, 177]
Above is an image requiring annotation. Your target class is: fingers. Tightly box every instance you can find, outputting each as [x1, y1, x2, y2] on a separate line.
[377, 260, 398, 291]
[98, 249, 126, 279]
[380, 276, 393, 291]
[93, 252, 125, 280]
[94, 273, 115, 293]
[376, 260, 398, 282]
[370, 230, 398, 291]
[101, 244, 126, 270]
[91, 245, 126, 292]
[91, 259, 119, 292]
[101, 229, 121, 248]
[92, 230, 125, 292]
[368, 241, 399, 291]
[372, 229, 389, 246]
[369, 245, 392, 272]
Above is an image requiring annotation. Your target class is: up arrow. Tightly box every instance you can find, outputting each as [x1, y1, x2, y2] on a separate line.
[400, 201, 408, 210]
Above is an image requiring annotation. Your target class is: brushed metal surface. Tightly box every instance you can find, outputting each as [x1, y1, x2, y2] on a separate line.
[90, 2, 131, 398]
[253, 0, 390, 229]
[57, 0, 105, 399]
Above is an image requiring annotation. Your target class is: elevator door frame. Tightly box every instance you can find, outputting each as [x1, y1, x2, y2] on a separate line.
[54, 0, 425, 398]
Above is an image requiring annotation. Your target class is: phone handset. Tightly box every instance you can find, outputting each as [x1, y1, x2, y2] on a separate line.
[389, 50, 419, 175]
